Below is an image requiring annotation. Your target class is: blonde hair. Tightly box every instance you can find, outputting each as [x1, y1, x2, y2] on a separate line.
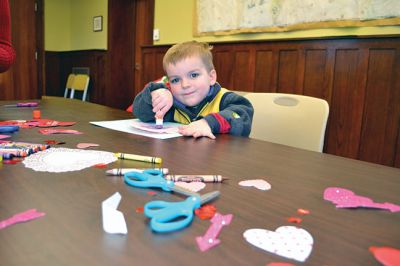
[163, 41, 214, 72]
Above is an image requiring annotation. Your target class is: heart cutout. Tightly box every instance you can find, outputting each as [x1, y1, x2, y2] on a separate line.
[239, 179, 271, 190]
[77, 143, 100, 149]
[243, 226, 313, 262]
[370, 246, 400, 266]
[175, 181, 206, 192]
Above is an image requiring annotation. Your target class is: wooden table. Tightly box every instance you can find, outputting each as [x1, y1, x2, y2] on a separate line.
[1, 97, 399, 265]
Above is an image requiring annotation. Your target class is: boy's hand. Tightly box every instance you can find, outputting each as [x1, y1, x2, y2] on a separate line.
[151, 89, 173, 118]
[178, 119, 216, 139]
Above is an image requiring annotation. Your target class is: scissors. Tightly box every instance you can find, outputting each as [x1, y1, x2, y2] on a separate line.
[124, 169, 197, 197]
[144, 191, 220, 233]
[0, 126, 19, 133]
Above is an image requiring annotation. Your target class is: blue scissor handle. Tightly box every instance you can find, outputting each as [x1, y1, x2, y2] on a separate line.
[144, 195, 201, 233]
[0, 126, 19, 133]
[124, 169, 173, 192]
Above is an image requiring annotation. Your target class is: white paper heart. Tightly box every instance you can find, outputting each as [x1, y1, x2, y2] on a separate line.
[243, 226, 313, 262]
[239, 179, 271, 190]
[175, 181, 206, 192]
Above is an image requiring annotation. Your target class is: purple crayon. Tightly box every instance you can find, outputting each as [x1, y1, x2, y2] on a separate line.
[155, 117, 163, 129]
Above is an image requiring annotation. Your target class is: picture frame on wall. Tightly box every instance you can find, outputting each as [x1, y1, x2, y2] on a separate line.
[93, 16, 103, 32]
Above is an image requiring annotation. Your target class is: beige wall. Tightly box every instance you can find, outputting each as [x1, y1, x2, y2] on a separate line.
[154, 0, 400, 45]
[45, 0, 107, 51]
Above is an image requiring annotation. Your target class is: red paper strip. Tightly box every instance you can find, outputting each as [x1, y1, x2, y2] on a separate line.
[287, 217, 302, 224]
[93, 163, 107, 168]
[297, 208, 310, 215]
[135, 207, 144, 213]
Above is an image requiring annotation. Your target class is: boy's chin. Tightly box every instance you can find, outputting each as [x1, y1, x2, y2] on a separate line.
[180, 98, 202, 107]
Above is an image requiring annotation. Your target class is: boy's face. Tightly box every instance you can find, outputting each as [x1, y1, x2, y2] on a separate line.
[165, 56, 216, 107]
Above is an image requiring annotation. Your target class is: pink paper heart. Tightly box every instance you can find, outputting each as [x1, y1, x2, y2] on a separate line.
[239, 179, 271, 190]
[175, 181, 205, 192]
[244, 226, 313, 262]
[77, 143, 100, 149]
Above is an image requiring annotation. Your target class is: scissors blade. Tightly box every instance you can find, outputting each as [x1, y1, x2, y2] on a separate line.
[200, 191, 220, 205]
[171, 184, 200, 197]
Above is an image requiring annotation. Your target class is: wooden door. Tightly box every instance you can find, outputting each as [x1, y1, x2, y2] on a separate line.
[0, 0, 44, 100]
[106, 0, 154, 109]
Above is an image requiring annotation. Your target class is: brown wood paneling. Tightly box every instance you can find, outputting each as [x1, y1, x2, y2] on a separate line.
[359, 49, 397, 165]
[393, 50, 400, 168]
[213, 48, 234, 89]
[254, 49, 275, 92]
[232, 49, 253, 91]
[326, 49, 365, 158]
[45, 50, 106, 105]
[303, 49, 328, 98]
[277, 50, 300, 94]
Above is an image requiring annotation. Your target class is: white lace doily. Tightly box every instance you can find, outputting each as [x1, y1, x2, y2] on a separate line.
[23, 148, 117, 173]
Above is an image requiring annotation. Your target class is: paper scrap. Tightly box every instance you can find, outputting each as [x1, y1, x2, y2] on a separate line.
[77, 143, 99, 149]
[175, 181, 206, 193]
[102, 192, 127, 234]
[239, 179, 271, 191]
[39, 129, 82, 135]
[0, 209, 45, 230]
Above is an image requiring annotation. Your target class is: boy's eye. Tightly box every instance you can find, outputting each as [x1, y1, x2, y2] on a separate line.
[170, 77, 180, 84]
[190, 72, 199, 79]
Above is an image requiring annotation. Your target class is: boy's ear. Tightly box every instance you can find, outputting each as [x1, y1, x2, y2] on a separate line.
[209, 69, 217, 85]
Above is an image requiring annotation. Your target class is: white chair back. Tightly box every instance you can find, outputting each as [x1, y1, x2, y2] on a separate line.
[244, 93, 329, 152]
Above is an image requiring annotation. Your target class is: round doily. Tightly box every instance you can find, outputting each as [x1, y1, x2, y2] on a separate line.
[23, 148, 117, 173]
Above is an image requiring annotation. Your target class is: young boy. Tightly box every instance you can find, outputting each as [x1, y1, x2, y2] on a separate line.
[133, 41, 253, 139]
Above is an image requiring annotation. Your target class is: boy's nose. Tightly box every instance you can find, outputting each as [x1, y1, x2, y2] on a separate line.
[180, 78, 190, 88]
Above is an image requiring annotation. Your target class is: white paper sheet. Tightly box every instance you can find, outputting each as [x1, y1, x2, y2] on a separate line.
[90, 119, 182, 139]
[102, 192, 128, 234]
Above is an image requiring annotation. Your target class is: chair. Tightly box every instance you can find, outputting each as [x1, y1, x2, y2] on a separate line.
[244, 93, 329, 152]
[72, 67, 90, 75]
[64, 74, 90, 101]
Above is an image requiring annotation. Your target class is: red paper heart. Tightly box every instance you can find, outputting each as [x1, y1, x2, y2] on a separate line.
[370, 246, 400, 266]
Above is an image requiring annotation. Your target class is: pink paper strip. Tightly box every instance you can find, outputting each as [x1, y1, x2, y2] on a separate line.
[196, 212, 233, 252]
[0, 209, 45, 229]
[324, 187, 400, 212]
